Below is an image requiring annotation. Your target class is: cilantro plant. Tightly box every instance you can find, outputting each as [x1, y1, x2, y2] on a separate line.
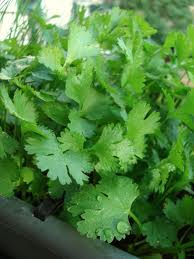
[101, 0, 194, 43]
[0, 7, 194, 258]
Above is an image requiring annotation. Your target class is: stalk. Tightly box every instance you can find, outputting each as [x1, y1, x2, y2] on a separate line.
[128, 210, 142, 230]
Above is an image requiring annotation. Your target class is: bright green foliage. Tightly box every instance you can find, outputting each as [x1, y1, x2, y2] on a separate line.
[0, 159, 19, 197]
[0, 127, 18, 158]
[0, 56, 34, 80]
[104, 0, 194, 43]
[168, 129, 185, 172]
[58, 129, 85, 152]
[149, 162, 176, 194]
[65, 61, 113, 120]
[164, 196, 194, 227]
[176, 89, 194, 130]
[142, 217, 177, 248]
[69, 176, 139, 242]
[68, 110, 96, 138]
[119, 36, 145, 95]
[126, 102, 160, 157]
[20, 167, 34, 184]
[0, 86, 37, 123]
[25, 128, 93, 185]
[42, 102, 69, 126]
[65, 61, 94, 107]
[121, 64, 145, 95]
[0, 7, 194, 258]
[150, 129, 186, 193]
[93, 124, 136, 173]
[38, 46, 64, 72]
[65, 23, 100, 65]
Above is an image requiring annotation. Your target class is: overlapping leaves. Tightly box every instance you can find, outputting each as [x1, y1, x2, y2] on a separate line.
[0, 7, 194, 257]
[25, 128, 93, 185]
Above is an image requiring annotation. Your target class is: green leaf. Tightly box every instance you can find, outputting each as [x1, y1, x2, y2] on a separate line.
[149, 162, 176, 193]
[65, 63, 113, 120]
[142, 217, 177, 248]
[113, 139, 137, 172]
[92, 124, 136, 173]
[0, 86, 37, 123]
[121, 64, 145, 94]
[66, 23, 100, 65]
[68, 176, 139, 243]
[68, 110, 96, 138]
[0, 56, 34, 80]
[92, 124, 122, 173]
[65, 61, 93, 106]
[0, 127, 18, 158]
[25, 128, 58, 156]
[48, 179, 66, 199]
[134, 15, 157, 37]
[118, 35, 144, 66]
[58, 129, 85, 152]
[20, 167, 34, 184]
[42, 101, 69, 125]
[168, 128, 185, 172]
[25, 129, 93, 185]
[0, 159, 19, 197]
[176, 89, 194, 130]
[36, 150, 93, 185]
[126, 102, 160, 158]
[164, 196, 194, 227]
[38, 46, 64, 72]
[29, 170, 47, 198]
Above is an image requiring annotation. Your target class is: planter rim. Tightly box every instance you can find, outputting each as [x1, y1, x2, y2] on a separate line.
[0, 196, 138, 259]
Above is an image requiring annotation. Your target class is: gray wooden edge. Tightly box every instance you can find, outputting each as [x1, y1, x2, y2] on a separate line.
[0, 196, 138, 259]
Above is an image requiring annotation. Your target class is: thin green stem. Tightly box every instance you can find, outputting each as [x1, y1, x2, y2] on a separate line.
[181, 241, 194, 249]
[180, 226, 193, 243]
[129, 210, 142, 230]
[132, 239, 146, 247]
[128, 239, 146, 250]
[161, 185, 175, 202]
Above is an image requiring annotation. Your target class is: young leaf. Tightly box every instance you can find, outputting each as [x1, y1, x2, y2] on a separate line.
[176, 89, 194, 130]
[58, 129, 85, 152]
[149, 162, 176, 193]
[42, 101, 69, 125]
[68, 110, 96, 138]
[0, 159, 19, 197]
[20, 167, 34, 184]
[68, 176, 139, 243]
[0, 86, 37, 123]
[0, 127, 18, 158]
[164, 196, 194, 227]
[65, 23, 100, 65]
[92, 124, 136, 173]
[142, 217, 177, 248]
[121, 64, 145, 94]
[25, 129, 93, 185]
[38, 46, 64, 72]
[0, 56, 34, 80]
[126, 102, 160, 158]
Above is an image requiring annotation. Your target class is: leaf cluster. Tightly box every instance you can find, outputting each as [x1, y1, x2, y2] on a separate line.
[0, 7, 194, 258]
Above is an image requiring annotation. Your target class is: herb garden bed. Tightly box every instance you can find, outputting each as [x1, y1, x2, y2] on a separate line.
[0, 7, 194, 259]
